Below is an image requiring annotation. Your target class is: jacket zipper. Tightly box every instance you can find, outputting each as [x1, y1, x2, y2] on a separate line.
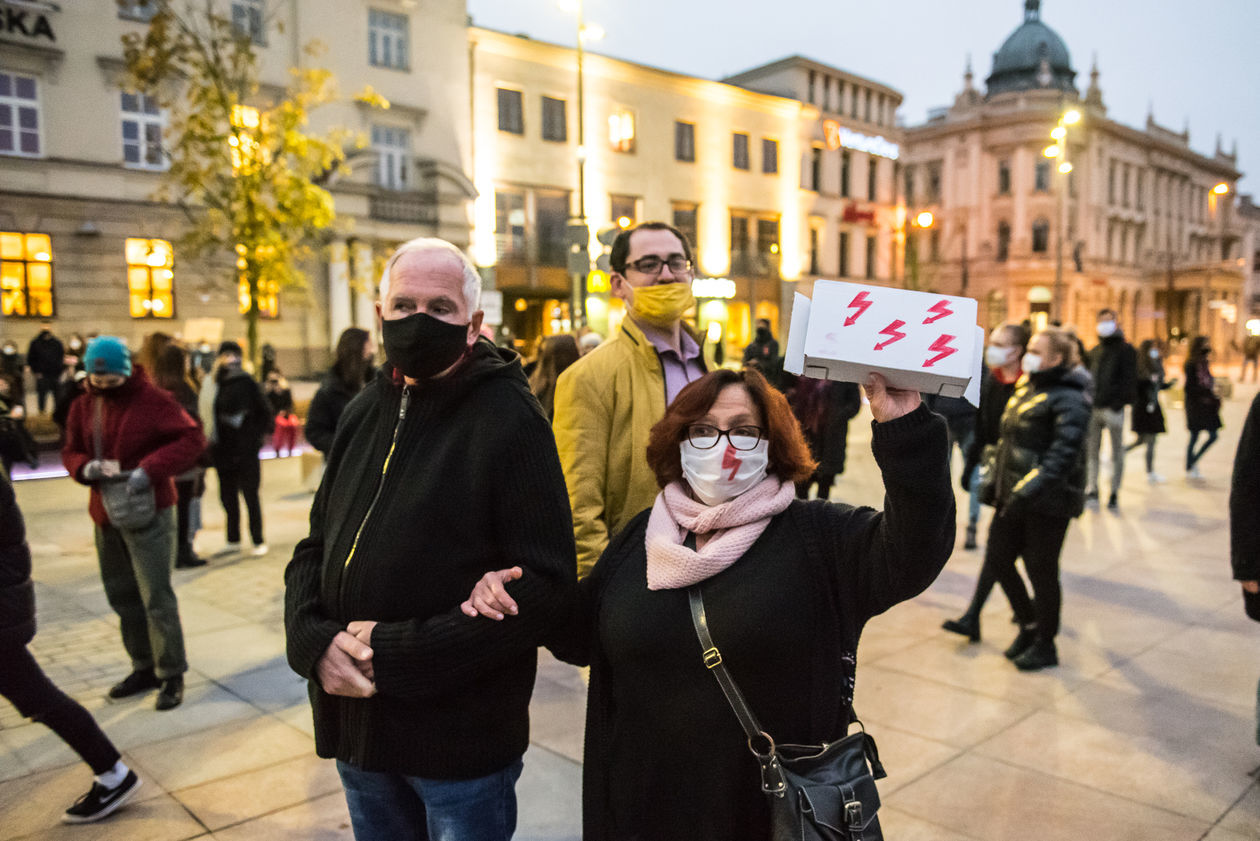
[340, 385, 411, 584]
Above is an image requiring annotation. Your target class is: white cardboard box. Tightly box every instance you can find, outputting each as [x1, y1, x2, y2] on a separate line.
[784, 280, 984, 405]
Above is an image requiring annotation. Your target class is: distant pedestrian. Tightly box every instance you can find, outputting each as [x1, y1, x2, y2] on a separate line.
[528, 334, 581, 421]
[1241, 334, 1260, 384]
[1, 339, 25, 406]
[964, 327, 1090, 670]
[65, 333, 87, 371]
[305, 327, 374, 457]
[1229, 391, 1260, 744]
[1126, 339, 1175, 484]
[0, 471, 143, 823]
[209, 341, 273, 557]
[25, 322, 65, 415]
[742, 318, 782, 386]
[153, 343, 208, 569]
[1184, 335, 1222, 480]
[264, 371, 300, 457]
[923, 389, 979, 544]
[0, 373, 39, 477]
[786, 374, 861, 500]
[944, 322, 1029, 640]
[579, 331, 603, 355]
[61, 337, 205, 710]
[1084, 309, 1137, 510]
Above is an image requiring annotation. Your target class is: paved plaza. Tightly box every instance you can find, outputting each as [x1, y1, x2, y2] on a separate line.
[2, 384, 1259, 840]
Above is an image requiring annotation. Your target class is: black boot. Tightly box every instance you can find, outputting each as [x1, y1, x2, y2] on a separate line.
[942, 614, 981, 642]
[1013, 638, 1058, 671]
[155, 675, 184, 711]
[964, 522, 978, 550]
[1003, 625, 1038, 660]
[107, 669, 160, 699]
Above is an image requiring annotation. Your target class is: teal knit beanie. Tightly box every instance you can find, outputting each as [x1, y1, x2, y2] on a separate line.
[84, 336, 133, 377]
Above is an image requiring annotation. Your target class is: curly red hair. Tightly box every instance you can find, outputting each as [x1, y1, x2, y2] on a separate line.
[646, 368, 817, 488]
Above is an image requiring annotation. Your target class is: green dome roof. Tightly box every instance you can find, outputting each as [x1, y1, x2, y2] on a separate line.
[986, 1, 1076, 96]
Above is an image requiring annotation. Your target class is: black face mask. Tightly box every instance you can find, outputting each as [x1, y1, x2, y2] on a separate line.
[381, 312, 470, 380]
[756, 327, 770, 340]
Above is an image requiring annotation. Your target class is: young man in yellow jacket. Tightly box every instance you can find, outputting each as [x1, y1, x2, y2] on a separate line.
[553, 222, 707, 578]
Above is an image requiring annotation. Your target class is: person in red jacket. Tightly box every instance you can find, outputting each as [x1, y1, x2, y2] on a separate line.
[61, 337, 205, 711]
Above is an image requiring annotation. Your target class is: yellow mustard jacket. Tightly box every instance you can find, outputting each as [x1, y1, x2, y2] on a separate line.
[553, 318, 704, 578]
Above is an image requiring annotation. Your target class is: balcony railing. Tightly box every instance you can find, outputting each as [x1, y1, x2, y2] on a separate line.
[369, 191, 439, 225]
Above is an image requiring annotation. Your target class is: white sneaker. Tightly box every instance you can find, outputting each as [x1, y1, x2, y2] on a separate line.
[1147, 472, 1165, 484]
[1187, 466, 1203, 480]
[250, 543, 269, 557]
[214, 541, 242, 557]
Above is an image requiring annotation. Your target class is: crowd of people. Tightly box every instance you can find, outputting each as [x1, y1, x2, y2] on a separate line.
[3, 223, 1257, 836]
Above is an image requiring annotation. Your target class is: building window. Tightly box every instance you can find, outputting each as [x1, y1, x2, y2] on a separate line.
[926, 163, 942, 202]
[850, 87, 860, 119]
[120, 91, 165, 170]
[541, 96, 567, 142]
[368, 9, 409, 70]
[118, 1, 158, 21]
[867, 157, 878, 201]
[0, 232, 53, 317]
[929, 229, 940, 262]
[809, 227, 820, 275]
[756, 218, 779, 272]
[609, 108, 635, 153]
[495, 190, 526, 262]
[239, 275, 279, 319]
[610, 194, 637, 229]
[997, 221, 1010, 261]
[865, 235, 876, 279]
[998, 160, 1011, 195]
[1121, 166, 1131, 208]
[1032, 218, 1050, 253]
[1136, 172, 1145, 210]
[904, 166, 916, 205]
[535, 189, 570, 267]
[1108, 160, 1116, 204]
[840, 150, 851, 197]
[0, 72, 40, 158]
[672, 203, 698, 253]
[1034, 160, 1051, 193]
[807, 70, 817, 104]
[497, 88, 524, 134]
[762, 138, 778, 174]
[838, 230, 850, 277]
[231, 0, 265, 44]
[125, 238, 174, 319]
[809, 147, 822, 191]
[732, 132, 750, 170]
[864, 89, 872, 122]
[371, 125, 410, 190]
[730, 212, 751, 274]
[674, 121, 695, 162]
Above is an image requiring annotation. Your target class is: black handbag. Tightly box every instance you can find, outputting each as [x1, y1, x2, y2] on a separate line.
[687, 586, 885, 841]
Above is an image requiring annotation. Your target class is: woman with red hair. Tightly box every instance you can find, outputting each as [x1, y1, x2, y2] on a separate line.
[463, 367, 955, 840]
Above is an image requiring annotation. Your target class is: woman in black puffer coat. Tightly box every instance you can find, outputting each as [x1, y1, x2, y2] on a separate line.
[978, 327, 1091, 671]
[0, 472, 141, 822]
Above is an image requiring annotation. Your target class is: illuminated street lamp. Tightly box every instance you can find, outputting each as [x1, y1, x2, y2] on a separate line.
[1213, 182, 1230, 196]
[916, 211, 934, 229]
[1049, 108, 1080, 321]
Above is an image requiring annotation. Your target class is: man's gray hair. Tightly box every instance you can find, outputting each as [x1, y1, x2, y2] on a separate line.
[378, 238, 482, 314]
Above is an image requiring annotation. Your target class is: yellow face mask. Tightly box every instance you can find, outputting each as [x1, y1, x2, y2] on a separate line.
[625, 281, 695, 329]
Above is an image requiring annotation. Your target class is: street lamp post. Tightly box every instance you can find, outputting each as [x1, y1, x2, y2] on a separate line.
[1046, 108, 1080, 324]
[560, 0, 603, 330]
[1206, 182, 1230, 348]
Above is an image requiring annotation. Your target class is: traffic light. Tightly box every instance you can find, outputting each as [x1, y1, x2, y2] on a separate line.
[567, 222, 590, 276]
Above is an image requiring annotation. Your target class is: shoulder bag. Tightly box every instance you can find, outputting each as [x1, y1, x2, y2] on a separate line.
[94, 398, 156, 531]
[687, 585, 885, 841]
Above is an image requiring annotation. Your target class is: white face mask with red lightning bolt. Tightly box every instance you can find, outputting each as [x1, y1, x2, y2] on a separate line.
[679, 440, 771, 507]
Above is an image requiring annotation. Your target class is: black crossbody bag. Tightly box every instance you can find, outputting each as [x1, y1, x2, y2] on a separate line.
[686, 581, 885, 841]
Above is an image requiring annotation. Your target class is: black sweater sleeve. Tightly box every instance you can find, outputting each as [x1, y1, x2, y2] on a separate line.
[1231, 393, 1260, 581]
[818, 404, 956, 621]
[303, 387, 338, 454]
[283, 474, 344, 680]
[367, 402, 578, 699]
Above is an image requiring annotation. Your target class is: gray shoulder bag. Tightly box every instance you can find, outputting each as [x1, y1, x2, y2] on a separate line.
[94, 398, 156, 531]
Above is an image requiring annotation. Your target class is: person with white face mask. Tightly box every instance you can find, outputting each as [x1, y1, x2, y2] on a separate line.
[1084, 308, 1138, 510]
[460, 367, 955, 840]
[1125, 339, 1175, 483]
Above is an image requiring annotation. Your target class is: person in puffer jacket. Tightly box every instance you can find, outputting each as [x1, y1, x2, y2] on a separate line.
[977, 326, 1091, 672]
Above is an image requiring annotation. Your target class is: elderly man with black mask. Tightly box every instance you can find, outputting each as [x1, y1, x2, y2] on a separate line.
[284, 237, 575, 841]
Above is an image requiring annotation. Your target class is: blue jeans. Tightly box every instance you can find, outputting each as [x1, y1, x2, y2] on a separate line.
[336, 758, 523, 841]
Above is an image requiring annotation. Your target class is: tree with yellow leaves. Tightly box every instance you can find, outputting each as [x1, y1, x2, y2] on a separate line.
[118, 1, 388, 367]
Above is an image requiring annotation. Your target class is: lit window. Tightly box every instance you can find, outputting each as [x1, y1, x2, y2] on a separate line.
[368, 9, 409, 70]
[371, 125, 409, 190]
[609, 108, 635, 153]
[0, 72, 41, 158]
[1, 232, 54, 317]
[120, 91, 166, 170]
[231, 0, 265, 44]
[239, 275, 280, 319]
[125, 238, 174, 319]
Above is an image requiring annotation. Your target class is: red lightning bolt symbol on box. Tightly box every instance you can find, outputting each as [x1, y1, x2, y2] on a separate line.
[721, 444, 742, 480]
[923, 334, 958, 367]
[924, 300, 954, 324]
[844, 291, 873, 326]
[874, 320, 907, 351]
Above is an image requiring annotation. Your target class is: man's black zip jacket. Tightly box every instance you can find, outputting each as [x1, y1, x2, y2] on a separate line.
[284, 338, 576, 778]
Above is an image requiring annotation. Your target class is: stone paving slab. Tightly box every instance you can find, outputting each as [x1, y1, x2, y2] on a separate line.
[2, 383, 1259, 839]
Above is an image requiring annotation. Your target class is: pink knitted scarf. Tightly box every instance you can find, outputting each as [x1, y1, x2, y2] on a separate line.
[645, 476, 796, 590]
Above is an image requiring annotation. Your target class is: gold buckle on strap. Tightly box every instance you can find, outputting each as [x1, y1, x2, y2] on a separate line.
[703, 647, 723, 669]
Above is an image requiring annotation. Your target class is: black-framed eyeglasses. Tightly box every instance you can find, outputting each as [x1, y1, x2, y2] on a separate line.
[624, 255, 693, 276]
[686, 424, 764, 451]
